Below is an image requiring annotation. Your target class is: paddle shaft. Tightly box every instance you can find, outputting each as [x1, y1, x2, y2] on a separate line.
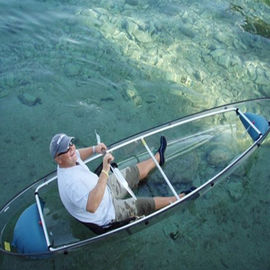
[95, 132, 137, 200]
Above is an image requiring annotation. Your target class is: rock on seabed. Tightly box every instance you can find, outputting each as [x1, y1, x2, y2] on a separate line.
[64, 62, 81, 77]
[125, 0, 138, 6]
[18, 93, 42, 106]
[0, 89, 9, 98]
[227, 181, 244, 202]
[207, 147, 232, 167]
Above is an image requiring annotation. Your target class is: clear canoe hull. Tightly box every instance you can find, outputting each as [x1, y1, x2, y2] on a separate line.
[0, 97, 270, 257]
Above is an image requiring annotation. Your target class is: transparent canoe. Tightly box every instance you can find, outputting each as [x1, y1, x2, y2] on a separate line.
[1, 98, 269, 257]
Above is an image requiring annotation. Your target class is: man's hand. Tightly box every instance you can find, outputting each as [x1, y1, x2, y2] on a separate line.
[96, 143, 107, 154]
[78, 143, 107, 161]
[103, 153, 114, 172]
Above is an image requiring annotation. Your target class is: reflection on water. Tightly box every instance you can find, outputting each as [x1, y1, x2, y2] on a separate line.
[0, 0, 270, 269]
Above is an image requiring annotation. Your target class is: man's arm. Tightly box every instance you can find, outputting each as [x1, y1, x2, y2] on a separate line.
[86, 153, 113, 213]
[79, 143, 107, 161]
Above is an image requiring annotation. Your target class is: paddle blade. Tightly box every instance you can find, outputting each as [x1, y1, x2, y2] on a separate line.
[95, 130, 101, 144]
[239, 112, 269, 141]
[112, 167, 137, 200]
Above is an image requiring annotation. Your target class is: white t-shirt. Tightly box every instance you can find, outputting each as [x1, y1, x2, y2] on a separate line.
[57, 151, 115, 226]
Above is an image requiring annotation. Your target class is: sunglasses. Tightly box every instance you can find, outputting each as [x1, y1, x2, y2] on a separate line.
[57, 141, 74, 157]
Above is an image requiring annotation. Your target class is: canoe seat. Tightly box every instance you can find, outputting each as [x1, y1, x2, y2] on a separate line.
[79, 216, 136, 235]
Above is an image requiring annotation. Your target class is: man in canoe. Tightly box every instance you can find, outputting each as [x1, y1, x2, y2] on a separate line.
[50, 133, 195, 231]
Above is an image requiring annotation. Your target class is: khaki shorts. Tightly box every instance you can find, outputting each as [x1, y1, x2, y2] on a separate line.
[107, 166, 155, 222]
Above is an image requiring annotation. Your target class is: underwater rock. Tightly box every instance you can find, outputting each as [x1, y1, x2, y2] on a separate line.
[214, 31, 226, 44]
[233, 38, 247, 50]
[218, 54, 231, 69]
[125, 0, 138, 6]
[73, 107, 86, 118]
[180, 75, 192, 87]
[207, 147, 231, 167]
[64, 62, 81, 77]
[3, 72, 17, 87]
[210, 48, 225, 58]
[152, 182, 169, 197]
[169, 231, 179, 240]
[232, 163, 247, 177]
[0, 89, 9, 98]
[256, 67, 269, 85]
[4, 22, 23, 35]
[162, 4, 181, 16]
[123, 19, 152, 43]
[126, 89, 136, 99]
[243, 17, 270, 39]
[246, 64, 269, 84]
[126, 88, 142, 107]
[163, 222, 180, 241]
[227, 181, 244, 202]
[193, 70, 204, 82]
[172, 152, 199, 184]
[121, 19, 136, 35]
[79, 8, 99, 18]
[210, 49, 232, 69]
[134, 28, 152, 43]
[246, 63, 257, 81]
[78, 8, 102, 28]
[100, 96, 114, 102]
[201, 52, 212, 64]
[230, 55, 241, 67]
[145, 94, 157, 104]
[179, 25, 195, 39]
[133, 95, 142, 107]
[18, 93, 42, 106]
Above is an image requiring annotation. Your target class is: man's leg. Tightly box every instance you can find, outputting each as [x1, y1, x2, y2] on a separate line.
[114, 190, 194, 222]
[136, 136, 167, 180]
[136, 152, 160, 180]
[153, 193, 185, 210]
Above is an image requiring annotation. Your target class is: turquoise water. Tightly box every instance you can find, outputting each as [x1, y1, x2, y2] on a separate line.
[0, 0, 270, 269]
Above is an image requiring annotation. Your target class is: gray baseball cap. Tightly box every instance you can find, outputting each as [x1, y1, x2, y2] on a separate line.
[49, 133, 74, 158]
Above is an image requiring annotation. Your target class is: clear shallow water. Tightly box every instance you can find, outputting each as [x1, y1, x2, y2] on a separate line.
[0, 0, 270, 269]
